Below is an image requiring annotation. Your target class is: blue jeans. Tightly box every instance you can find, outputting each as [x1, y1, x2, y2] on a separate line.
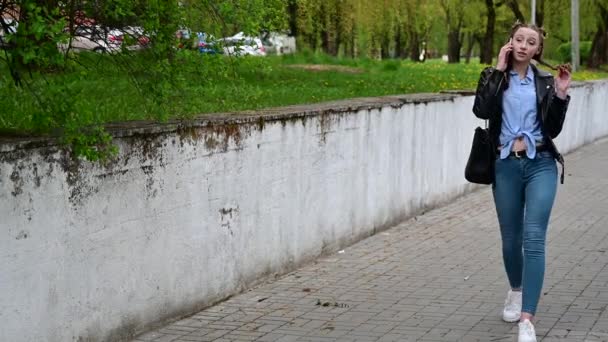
[492, 151, 558, 316]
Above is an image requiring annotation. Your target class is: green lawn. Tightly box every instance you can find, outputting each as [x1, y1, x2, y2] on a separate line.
[1, 51, 607, 135]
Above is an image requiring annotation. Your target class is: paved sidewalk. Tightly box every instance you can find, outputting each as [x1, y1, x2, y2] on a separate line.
[133, 139, 608, 342]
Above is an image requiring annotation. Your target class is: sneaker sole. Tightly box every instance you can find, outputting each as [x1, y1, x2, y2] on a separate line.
[502, 314, 521, 323]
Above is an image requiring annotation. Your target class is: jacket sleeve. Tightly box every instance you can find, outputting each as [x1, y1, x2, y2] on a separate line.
[473, 67, 505, 119]
[544, 92, 570, 139]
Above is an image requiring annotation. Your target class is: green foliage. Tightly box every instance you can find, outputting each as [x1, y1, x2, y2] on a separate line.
[541, 0, 607, 60]
[382, 59, 401, 71]
[0, 0, 288, 162]
[66, 127, 118, 163]
[294, 0, 437, 59]
[3, 52, 606, 137]
[290, 0, 608, 63]
[180, 0, 288, 36]
[4, 1, 67, 75]
[557, 41, 592, 64]
[2, 0, 608, 165]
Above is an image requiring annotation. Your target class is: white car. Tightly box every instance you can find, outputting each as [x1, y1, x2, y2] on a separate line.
[59, 25, 148, 53]
[219, 32, 266, 56]
[119, 26, 150, 49]
[261, 32, 296, 55]
[0, 18, 18, 47]
[59, 25, 122, 53]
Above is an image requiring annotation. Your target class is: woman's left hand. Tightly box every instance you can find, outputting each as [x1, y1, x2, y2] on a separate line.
[555, 65, 572, 99]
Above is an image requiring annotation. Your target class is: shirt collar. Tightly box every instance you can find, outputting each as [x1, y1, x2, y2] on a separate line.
[509, 65, 534, 82]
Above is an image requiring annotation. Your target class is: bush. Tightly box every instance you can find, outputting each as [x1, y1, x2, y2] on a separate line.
[1, 0, 289, 162]
[382, 59, 401, 71]
[557, 41, 592, 64]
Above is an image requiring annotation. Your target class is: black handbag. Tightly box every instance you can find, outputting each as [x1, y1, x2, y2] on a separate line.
[464, 124, 495, 184]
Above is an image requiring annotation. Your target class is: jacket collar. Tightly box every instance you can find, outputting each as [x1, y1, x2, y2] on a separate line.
[531, 63, 553, 105]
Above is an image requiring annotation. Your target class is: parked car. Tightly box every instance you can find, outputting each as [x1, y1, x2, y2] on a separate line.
[260, 31, 296, 55]
[120, 26, 150, 49]
[0, 18, 18, 48]
[219, 32, 265, 57]
[197, 32, 221, 54]
[176, 28, 192, 40]
[59, 25, 148, 53]
[58, 25, 121, 53]
[175, 27, 195, 49]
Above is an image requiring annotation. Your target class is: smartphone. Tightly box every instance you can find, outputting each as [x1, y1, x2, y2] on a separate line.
[506, 38, 513, 70]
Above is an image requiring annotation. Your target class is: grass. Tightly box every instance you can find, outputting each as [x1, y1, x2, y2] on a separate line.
[1, 50, 607, 135]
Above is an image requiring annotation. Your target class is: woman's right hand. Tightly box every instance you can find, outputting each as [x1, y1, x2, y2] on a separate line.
[496, 38, 512, 72]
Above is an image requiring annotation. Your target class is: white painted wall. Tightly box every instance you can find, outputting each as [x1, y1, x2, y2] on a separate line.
[1, 80, 606, 342]
[554, 80, 608, 153]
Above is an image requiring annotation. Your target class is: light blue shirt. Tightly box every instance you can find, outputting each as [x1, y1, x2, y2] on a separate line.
[499, 66, 543, 159]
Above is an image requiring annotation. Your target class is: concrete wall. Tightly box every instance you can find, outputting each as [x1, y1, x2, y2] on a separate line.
[554, 80, 608, 153]
[1, 80, 607, 342]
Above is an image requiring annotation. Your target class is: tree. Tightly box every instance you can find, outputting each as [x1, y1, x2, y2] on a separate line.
[541, 0, 606, 63]
[400, 0, 434, 62]
[479, 0, 499, 64]
[587, 1, 608, 68]
[535, 0, 546, 27]
[1, 0, 66, 83]
[441, 0, 466, 63]
[287, 0, 298, 36]
[0, 0, 288, 160]
[180, 0, 287, 38]
[505, 0, 525, 22]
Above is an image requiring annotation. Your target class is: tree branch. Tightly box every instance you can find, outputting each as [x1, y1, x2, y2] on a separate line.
[506, 0, 525, 22]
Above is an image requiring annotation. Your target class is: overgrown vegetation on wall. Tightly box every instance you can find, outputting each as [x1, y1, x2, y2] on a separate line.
[2, 0, 608, 161]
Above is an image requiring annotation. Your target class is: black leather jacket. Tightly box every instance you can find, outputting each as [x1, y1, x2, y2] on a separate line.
[472, 64, 571, 183]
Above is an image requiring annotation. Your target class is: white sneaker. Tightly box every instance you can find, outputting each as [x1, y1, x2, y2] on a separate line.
[518, 319, 537, 342]
[502, 290, 522, 322]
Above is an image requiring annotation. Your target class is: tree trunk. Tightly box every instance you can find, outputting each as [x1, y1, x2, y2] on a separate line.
[480, 0, 495, 64]
[506, 0, 525, 22]
[587, 4, 608, 69]
[320, 2, 329, 54]
[408, 32, 419, 62]
[381, 31, 391, 59]
[321, 30, 331, 54]
[334, 31, 341, 56]
[447, 30, 461, 63]
[465, 33, 475, 63]
[350, 23, 356, 58]
[441, 0, 464, 63]
[334, 11, 342, 56]
[370, 36, 381, 60]
[536, 0, 545, 27]
[309, 30, 317, 51]
[287, 0, 297, 36]
[396, 25, 408, 59]
[395, 26, 403, 58]
[588, 29, 607, 68]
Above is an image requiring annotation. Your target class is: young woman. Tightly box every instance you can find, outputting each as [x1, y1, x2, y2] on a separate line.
[473, 22, 572, 342]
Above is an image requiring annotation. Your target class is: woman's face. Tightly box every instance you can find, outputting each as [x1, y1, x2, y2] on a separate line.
[511, 27, 541, 63]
